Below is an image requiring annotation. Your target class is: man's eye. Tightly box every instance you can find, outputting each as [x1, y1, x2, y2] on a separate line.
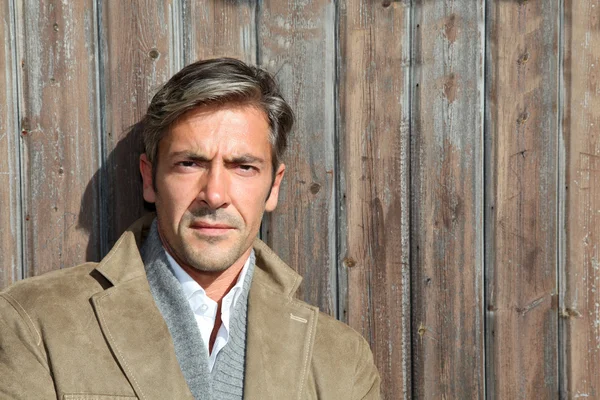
[178, 161, 196, 167]
[237, 165, 258, 175]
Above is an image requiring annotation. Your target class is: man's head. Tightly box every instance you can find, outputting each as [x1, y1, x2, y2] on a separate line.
[139, 58, 294, 274]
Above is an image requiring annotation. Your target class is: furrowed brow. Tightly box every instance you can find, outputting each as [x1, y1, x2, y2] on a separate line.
[228, 154, 265, 165]
[170, 151, 210, 162]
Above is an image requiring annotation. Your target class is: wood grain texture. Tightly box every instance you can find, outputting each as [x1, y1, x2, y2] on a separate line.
[182, 0, 256, 63]
[99, 0, 176, 250]
[258, 0, 337, 315]
[486, 1, 559, 398]
[0, 0, 21, 288]
[337, 0, 411, 398]
[411, 1, 485, 398]
[19, 0, 101, 276]
[562, 0, 600, 398]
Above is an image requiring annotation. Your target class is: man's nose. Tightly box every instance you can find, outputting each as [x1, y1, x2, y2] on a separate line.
[197, 167, 230, 209]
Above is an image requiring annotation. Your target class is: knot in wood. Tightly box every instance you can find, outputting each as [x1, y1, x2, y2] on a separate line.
[310, 182, 321, 194]
[343, 257, 357, 268]
[518, 52, 530, 65]
[517, 111, 529, 124]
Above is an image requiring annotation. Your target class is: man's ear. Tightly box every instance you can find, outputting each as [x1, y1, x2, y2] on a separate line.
[265, 163, 286, 212]
[140, 154, 156, 203]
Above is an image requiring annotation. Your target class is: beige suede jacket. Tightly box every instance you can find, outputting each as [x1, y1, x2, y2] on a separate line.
[0, 215, 380, 399]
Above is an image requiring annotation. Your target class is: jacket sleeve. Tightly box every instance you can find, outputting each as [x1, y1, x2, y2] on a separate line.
[0, 294, 57, 399]
[352, 336, 381, 400]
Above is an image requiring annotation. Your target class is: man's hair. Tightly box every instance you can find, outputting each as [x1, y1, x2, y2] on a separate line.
[141, 57, 294, 175]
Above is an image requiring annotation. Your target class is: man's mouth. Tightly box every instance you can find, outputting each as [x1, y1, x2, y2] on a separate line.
[189, 222, 235, 236]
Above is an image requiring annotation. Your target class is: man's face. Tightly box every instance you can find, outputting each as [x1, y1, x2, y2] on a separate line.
[140, 104, 285, 272]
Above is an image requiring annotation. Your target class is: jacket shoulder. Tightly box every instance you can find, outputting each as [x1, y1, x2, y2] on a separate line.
[310, 308, 381, 399]
[314, 309, 370, 353]
[1, 262, 102, 313]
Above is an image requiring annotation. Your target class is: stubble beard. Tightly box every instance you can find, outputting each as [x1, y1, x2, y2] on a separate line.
[177, 230, 247, 273]
[160, 208, 249, 273]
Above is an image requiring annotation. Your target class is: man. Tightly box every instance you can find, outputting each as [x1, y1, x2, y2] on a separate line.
[0, 58, 380, 399]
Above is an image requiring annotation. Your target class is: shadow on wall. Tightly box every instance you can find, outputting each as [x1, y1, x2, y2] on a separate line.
[77, 121, 152, 263]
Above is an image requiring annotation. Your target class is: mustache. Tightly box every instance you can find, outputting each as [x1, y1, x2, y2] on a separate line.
[185, 208, 242, 228]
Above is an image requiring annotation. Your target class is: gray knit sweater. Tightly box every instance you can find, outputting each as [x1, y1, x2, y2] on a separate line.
[140, 221, 254, 399]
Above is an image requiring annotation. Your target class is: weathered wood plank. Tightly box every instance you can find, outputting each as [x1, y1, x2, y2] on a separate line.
[182, 0, 256, 63]
[411, 1, 485, 398]
[337, 0, 411, 398]
[99, 0, 176, 249]
[562, 0, 600, 398]
[258, 0, 337, 315]
[19, 0, 101, 276]
[0, 0, 21, 288]
[486, 1, 559, 398]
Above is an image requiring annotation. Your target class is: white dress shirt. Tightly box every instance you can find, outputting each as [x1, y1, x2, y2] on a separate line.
[165, 251, 251, 372]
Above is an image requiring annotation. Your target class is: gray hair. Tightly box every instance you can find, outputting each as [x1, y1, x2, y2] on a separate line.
[141, 57, 294, 176]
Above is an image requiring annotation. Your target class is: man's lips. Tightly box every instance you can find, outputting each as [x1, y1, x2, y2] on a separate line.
[192, 223, 233, 229]
[189, 222, 236, 235]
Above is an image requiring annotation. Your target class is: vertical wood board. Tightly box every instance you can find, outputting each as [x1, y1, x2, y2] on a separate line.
[258, 0, 337, 315]
[182, 0, 256, 64]
[0, 0, 21, 288]
[337, 0, 411, 398]
[486, 1, 559, 398]
[411, 1, 485, 398]
[100, 0, 176, 249]
[562, 0, 600, 398]
[19, 0, 101, 275]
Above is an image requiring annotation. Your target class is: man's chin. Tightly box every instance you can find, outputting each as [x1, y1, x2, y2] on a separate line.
[189, 231, 233, 244]
[186, 256, 238, 273]
[180, 245, 242, 272]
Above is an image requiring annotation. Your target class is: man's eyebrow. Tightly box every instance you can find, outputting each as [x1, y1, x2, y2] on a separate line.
[227, 154, 266, 164]
[170, 151, 210, 161]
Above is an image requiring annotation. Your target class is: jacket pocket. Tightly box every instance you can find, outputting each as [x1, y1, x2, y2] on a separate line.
[63, 395, 138, 400]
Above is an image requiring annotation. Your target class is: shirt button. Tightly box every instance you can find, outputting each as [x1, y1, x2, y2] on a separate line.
[199, 304, 208, 312]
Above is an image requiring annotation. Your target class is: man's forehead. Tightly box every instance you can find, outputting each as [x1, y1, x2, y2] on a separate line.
[156, 104, 273, 162]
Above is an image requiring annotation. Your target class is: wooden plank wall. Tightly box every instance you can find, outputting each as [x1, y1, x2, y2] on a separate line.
[338, 0, 411, 394]
[259, 0, 338, 316]
[412, 2, 485, 398]
[14, 0, 103, 277]
[0, 0, 21, 285]
[486, 1, 560, 398]
[563, 0, 600, 398]
[2, 1, 600, 399]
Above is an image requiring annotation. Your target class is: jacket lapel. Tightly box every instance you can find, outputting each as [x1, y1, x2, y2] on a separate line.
[91, 278, 193, 400]
[244, 240, 319, 399]
[90, 218, 194, 400]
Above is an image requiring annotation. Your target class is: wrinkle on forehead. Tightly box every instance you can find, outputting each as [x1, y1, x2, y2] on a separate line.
[160, 104, 272, 163]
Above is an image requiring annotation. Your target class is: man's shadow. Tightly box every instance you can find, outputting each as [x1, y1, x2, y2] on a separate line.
[78, 122, 154, 262]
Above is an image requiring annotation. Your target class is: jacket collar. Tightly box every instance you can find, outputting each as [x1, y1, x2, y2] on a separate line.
[251, 237, 303, 297]
[91, 215, 317, 399]
[94, 214, 153, 286]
